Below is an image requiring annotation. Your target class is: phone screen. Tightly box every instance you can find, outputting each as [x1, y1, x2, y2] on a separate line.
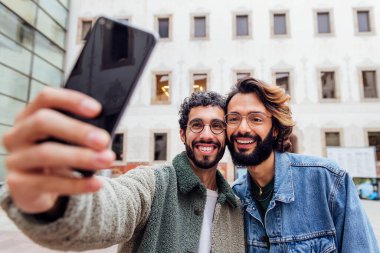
[66, 17, 156, 134]
[61, 17, 156, 176]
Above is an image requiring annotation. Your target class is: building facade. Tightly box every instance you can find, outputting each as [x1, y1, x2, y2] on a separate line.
[2, 0, 379, 182]
[0, 0, 70, 182]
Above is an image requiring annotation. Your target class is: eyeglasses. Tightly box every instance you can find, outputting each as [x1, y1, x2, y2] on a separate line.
[187, 119, 226, 135]
[225, 112, 271, 129]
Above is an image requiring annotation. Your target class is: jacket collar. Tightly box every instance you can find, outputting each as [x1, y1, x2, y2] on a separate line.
[243, 151, 294, 204]
[173, 151, 238, 208]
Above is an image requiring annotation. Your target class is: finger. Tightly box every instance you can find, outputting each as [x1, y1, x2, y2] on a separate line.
[6, 142, 115, 172]
[16, 87, 101, 123]
[7, 171, 103, 196]
[3, 109, 110, 151]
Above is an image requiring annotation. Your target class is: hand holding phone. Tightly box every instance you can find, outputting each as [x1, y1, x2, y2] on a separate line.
[52, 17, 157, 176]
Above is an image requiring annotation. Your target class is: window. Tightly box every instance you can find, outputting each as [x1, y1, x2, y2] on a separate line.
[235, 14, 249, 37]
[317, 12, 331, 34]
[36, 9, 65, 48]
[272, 13, 288, 36]
[325, 132, 341, 147]
[354, 8, 375, 35]
[78, 19, 92, 42]
[357, 11, 371, 32]
[320, 71, 336, 99]
[368, 132, 380, 161]
[193, 16, 207, 38]
[0, 64, 29, 100]
[193, 73, 207, 92]
[157, 17, 170, 39]
[362, 71, 378, 98]
[275, 72, 290, 94]
[236, 72, 251, 82]
[154, 133, 167, 161]
[112, 133, 124, 161]
[152, 73, 170, 104]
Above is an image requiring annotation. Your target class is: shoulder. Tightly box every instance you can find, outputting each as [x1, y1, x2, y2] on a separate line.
[285, 152, 346, 177]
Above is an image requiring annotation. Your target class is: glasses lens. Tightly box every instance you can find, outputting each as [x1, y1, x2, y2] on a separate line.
[189, 120, 204, 133]
[247, 113, 265, 127]
[211, 120, 226, 134]
[226, 113, 241, 127]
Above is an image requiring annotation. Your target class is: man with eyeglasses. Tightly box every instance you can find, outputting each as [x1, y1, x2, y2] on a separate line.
[0, 89, 244, 252]
[225, 77, 379, 252]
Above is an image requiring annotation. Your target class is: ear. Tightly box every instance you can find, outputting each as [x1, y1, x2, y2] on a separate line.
[180, 129, 186, 143]
[272, 127, 278, 139]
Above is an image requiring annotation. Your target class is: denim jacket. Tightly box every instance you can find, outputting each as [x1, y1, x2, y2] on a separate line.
[232, 152, 379, 253]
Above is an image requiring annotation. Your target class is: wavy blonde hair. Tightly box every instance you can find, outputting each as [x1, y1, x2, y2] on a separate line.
[225, 77, 295, 152]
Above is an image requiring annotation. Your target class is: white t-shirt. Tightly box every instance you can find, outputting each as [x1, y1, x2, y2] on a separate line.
[196, 189, 218, 253]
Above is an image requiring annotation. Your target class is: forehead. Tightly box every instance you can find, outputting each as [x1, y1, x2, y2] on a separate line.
[188, 105, 224, 122]
[227, 93, 269, 115]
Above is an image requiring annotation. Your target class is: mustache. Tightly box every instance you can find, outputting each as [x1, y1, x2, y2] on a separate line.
[229, 133, 261, 143]
[192, 140, 221, 149]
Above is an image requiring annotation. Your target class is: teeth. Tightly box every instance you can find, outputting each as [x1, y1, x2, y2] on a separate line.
[199, 146, 213, 152]
[237, 139, 254, 144]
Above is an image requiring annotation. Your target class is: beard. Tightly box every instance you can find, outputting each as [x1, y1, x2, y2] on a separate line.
[227, 128, 274, 166]
[185, 139, 225, 170]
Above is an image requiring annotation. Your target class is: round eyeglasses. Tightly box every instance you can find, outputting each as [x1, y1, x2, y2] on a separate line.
[225, 112, 271, 129]
[187, 119, 226, 135]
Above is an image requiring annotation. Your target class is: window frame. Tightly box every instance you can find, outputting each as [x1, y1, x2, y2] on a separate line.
[353, 7, 376, 36]
[233, 69, 254, 83]
[358, 67, 380, 101]
[155, 14, 172, 41]
[271, 69, 293, 97]
[270, 10, 290, 38]
[314, 9, 335, 37]
[190, 13, 209, 40]
[151, 71, 172, 105]
[150, 130, 170, 163]
[189, 71, 210, 94]
[232, 12, 252, 39]
[317, 68, 340, 102]
[364, 128, 380, 167]
[77, 17, 94, 44]
[321, 128, 344, 156]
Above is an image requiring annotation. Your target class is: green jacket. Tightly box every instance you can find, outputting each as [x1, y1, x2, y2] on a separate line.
[1, 152, 245, 252]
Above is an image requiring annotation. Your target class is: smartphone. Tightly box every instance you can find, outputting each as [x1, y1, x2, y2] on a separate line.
[59, 17, 157, 176]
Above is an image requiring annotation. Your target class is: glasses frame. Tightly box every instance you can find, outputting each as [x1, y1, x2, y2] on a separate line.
[225, 112, 272, 129]
[186, 119, 226, 135]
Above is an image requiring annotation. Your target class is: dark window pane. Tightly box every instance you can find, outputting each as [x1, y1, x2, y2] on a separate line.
[321, 72, 336, 99]
[154, 133, 167, 161]
[326, 132, 340, 146]
[362, 71, 378, 98]
[368, 132, 380, 161]
[236, 15, 249, 36]
[158, 18, 169, 38]
[194, 17, 206, 37]
[317, 12, 331, 33]
[275, 72, 290, 94]
[112, 133, 124, 161]
[81, 20, 92, 41]
[274, 14, 287, 35]
[358, 11, 370, 32]
[193, 74, 207, 92]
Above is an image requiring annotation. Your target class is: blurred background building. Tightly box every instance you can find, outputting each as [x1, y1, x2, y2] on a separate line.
[0, 0, 380, 183]
[0, 0, 70, 182]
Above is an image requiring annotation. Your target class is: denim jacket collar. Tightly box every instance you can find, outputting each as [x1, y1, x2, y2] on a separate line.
[243, 151, 294, 204]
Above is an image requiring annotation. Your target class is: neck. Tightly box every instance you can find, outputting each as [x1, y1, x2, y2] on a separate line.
[248, 151, 275, 188]
[189, 161, 218, 191]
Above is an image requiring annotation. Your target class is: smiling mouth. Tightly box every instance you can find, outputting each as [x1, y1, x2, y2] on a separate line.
[195, 144, 217, 154]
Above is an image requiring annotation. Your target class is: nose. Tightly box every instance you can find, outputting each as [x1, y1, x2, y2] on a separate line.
[200, 124, 214, 139]
[236, 116, 251, 134]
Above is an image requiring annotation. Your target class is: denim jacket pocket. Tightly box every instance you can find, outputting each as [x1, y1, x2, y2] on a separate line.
[286, 235, 336, 253]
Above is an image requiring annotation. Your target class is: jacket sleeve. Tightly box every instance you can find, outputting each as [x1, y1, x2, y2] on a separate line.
[333, 172, 380, 253]
[0, 168, 156, 251]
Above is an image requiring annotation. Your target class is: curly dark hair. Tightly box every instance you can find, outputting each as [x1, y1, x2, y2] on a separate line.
[179, 91, 226, 131]
[226, 77, 295, 152]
